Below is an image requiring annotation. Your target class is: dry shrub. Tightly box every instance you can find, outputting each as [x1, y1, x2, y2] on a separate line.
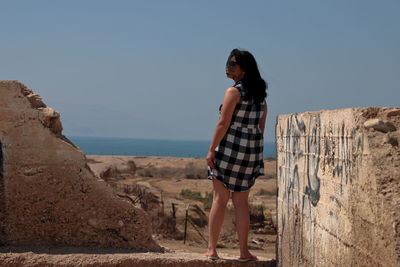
[185, 162, 206, 179]
[157, 217, 183, 239]
[203, 192, 213, 211]
[136, 168, 154, 177]
[180, 189, 202, 201]
[248, 203, 277, 234]
[86, 158, 102, 164]
[188, 204, 208, 227]
[115, 183, 183, 239]
[126, 160, 136, 172]
[264, 172, 276, 179]
[154, 167, 180, 178]
[249, 204, 265, 225]
[135, 163, 207, 179]
[100, 160, 136, 181]
[137, 167, 179, 178]
[116, 183, 159, 211]
[100, 165, 121, 181]
[180, 189, 213, 211]
[256, 188, 277, 196]
[155, 205, 183, 239]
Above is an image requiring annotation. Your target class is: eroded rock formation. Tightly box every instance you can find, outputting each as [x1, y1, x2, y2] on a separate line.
[0, 80, 162, 251]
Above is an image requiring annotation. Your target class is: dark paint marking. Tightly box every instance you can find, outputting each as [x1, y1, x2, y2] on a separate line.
[305, 115, 321, 207]
[333, 165, 342, 177]
[329, 195, 343, 208]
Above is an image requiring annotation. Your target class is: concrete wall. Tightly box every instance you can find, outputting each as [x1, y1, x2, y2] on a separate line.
[0, 80, 162, 251]
[276, 107, 400, 267]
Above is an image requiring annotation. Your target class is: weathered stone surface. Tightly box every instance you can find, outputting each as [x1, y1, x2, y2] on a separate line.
[387, 109, 400, 118]
[0, 80, 162, 251]
[276, 107, 400, 267]
[364, 118, 397, 133]
[26, 93, 46, 108]
[385, 133, 399, 147]
[37, 107, 63, 134]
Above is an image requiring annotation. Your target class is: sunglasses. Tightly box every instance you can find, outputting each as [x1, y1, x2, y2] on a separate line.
[226, 61, 238, 67]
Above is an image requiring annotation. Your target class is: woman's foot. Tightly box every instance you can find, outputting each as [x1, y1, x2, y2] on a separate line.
[238, 252, 257, 262]
[204, 250, 219, 260]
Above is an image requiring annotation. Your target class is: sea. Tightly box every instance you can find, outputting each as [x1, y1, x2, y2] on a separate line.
[67, 136, 276, 159]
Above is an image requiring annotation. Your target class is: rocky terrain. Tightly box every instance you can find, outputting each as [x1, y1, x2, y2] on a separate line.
[86, 155, 278, 260]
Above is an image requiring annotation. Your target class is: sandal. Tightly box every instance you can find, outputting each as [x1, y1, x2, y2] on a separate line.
[204, 252, 220, 261]
[238, 255, 258, 262]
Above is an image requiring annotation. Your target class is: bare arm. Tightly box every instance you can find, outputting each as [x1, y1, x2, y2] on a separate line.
[206, 87, 240, 169]
[208, 87, 241, 152]
[259, 101, 268, 135]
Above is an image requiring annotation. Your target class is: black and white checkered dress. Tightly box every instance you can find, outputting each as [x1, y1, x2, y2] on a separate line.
[208, 81, 265, 192]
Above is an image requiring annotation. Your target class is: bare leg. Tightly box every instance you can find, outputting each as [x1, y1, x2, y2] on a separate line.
[205, 179, 230, 257]
[232, 189, 256, 259]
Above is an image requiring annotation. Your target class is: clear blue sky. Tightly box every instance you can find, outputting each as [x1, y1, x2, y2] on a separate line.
[1, 1, 399, 142]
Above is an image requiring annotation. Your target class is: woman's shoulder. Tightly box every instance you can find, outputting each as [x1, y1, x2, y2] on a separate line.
[231, 81, 247, 98]
[232, 80, 244, 89]
[225, 87, 241, 103]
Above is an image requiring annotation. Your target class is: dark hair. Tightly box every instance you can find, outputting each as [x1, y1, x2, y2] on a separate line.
[227, 49, 267, 103]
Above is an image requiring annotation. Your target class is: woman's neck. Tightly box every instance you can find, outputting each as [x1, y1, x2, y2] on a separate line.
[233, 73, 245, 83]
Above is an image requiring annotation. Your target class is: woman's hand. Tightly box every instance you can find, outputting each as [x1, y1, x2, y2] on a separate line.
[206, 150, 216, 169]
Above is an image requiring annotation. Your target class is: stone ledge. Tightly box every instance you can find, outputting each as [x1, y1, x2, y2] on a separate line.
[0, 246, 276, 267]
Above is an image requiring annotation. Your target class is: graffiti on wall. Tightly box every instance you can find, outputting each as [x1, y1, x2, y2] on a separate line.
[278, 114, 321, 211]
[305, 115, 321, 207]
[277, 112, 355, 266]
[277, 114, 322, 265]
[322, 120, 353, 193]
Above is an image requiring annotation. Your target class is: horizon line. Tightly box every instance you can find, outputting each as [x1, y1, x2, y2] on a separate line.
[66, 135, 276, 143]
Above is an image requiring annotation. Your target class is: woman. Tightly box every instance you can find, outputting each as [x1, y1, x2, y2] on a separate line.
[205, 48, 268, 262]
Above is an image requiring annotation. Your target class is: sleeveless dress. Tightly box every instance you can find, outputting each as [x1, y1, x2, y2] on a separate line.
[207, 81, 265, 192]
